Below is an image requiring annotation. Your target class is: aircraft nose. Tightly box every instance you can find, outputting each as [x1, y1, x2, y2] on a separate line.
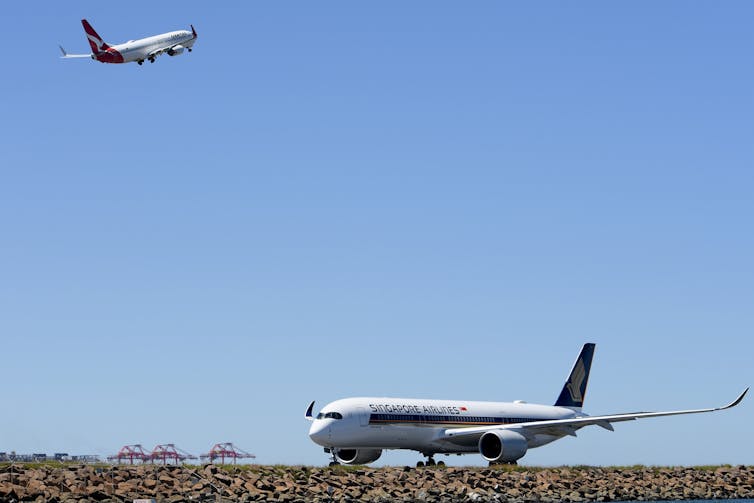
[308, 421, 330, 446]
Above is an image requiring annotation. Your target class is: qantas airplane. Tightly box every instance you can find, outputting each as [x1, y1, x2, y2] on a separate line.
[306, 343, 747, 466]
[59, 19, 197, 65]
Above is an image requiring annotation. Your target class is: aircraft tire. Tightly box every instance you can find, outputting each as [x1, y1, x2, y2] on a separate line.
[416, 461, 425, 468]
[437, 461, 445, 467]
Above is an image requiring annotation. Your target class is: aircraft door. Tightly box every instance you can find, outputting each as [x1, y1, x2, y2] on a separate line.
[356, 407, 369, 427]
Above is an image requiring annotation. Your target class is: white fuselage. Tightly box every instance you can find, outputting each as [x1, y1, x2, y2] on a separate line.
[309, 397, 577, 455]
[113, 30, 195, 63]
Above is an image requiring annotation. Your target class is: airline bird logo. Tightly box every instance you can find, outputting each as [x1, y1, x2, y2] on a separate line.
[567, 358, 586, 402]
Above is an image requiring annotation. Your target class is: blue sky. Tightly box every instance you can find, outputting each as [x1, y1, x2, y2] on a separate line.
[0, 2, 751, 467]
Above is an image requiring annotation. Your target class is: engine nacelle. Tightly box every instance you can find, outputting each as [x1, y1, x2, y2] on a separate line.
[478, 430, 528, 463]
[167, 45, 185, 56]
[334, 448, 382, 465]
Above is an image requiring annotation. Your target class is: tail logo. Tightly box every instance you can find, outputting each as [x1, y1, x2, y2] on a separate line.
[566, 358, 586, 402]
[87, 33, 106, 51]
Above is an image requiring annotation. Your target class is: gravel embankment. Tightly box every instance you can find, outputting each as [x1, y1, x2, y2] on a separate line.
[1, 464, 752, 502]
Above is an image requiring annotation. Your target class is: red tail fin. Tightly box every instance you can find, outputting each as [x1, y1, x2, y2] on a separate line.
[81, 19, 109, 52]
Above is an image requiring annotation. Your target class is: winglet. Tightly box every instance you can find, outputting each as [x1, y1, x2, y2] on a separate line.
[720, 388, 748, 410]
[59, 45, 67, 57]
[191, 24, 197, 38]
[305, 400, 315, 421]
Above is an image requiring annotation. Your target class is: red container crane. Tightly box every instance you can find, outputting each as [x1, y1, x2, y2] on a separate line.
[200, 442, 255, 464]
[107, 444, 151, 464]
[150, 444, 198, 465]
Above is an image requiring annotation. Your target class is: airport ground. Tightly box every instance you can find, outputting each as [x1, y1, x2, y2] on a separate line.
[1, 462, 753, 502]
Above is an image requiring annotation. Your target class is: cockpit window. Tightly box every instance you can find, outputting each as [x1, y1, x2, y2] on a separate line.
[316, 412, 343, 420]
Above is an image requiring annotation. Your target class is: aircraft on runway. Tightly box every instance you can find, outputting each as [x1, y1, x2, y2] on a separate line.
[306, 343, 748, 466]
[60, 19, 197, 65]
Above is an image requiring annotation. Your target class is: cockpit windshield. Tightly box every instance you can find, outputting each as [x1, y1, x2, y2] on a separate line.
[316, 412, 343, 420]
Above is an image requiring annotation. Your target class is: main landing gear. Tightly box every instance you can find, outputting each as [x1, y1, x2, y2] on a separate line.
[149, 57, 155, 63]
[137, 60, 143, 65]
[416, 455, 445, 468]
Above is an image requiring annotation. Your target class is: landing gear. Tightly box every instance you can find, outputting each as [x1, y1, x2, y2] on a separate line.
[188, 48, 192, 52]
[325, 447, 339, 467]
[149, 57, 155, 64]
[417, 453, 442, 467]
[137, 60, 143, 66]
[489, 460, 517, 467]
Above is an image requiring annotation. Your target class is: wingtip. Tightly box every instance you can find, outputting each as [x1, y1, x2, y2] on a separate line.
[305, 400, 315, 421]
[722, 387, 748, 409]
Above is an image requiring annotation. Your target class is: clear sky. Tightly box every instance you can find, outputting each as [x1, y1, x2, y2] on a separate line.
[1, 2, 751, 467]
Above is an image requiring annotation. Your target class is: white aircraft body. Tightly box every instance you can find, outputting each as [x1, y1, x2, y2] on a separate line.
[60, 19, 197, 66]
[306, 344, 747, 466]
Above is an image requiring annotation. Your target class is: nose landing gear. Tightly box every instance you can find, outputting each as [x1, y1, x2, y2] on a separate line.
[325, 447, 339, 467]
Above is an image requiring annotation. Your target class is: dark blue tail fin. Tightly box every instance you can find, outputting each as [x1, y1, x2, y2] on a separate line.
[554, 343, 596, 409]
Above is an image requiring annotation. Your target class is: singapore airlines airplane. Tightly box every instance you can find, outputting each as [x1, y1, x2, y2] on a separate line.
[59, 19, 197, 66]
[306, 343, 747, 466]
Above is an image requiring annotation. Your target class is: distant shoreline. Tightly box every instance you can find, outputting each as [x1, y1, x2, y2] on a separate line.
[1, 464, 752, 501]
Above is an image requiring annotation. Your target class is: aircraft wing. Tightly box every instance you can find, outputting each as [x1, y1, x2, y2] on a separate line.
[441, 388, 748, 443]
[147, 43, 183, 60]
[148, 48, 168, 59]
[59, 45, 90, 59]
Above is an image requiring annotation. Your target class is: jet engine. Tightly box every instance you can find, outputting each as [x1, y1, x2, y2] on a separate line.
[478, 430, 528, 463]
[167, 45, 185, 56]
[334, 448, 382, 465]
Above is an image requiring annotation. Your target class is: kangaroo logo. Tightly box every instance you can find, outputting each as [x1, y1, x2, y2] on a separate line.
[566, 358, 586, 403]
[87, 33, 106, 51]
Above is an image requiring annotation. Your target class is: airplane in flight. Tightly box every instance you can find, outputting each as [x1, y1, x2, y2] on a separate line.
[59, 19, 197, 66]
[306, 343, 747, 467]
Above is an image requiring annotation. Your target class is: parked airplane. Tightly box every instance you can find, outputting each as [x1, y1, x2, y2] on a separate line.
[306, 343, 747, 466]
[59, 19, 197, 65]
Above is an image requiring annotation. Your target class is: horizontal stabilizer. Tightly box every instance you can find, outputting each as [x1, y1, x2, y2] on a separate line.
[59, 45, 90, 59]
